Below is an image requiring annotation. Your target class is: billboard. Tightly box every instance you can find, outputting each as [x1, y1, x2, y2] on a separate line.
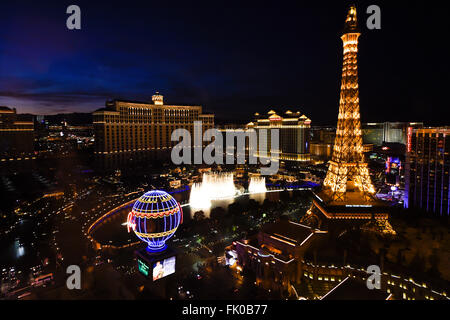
[152, 256, 176, 281]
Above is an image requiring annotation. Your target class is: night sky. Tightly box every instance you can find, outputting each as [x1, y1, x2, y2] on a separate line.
[0, 1, 448, 125]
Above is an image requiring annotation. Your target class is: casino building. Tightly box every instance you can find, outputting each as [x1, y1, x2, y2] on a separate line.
[404, 127, 450, 216]
[362, 122, 423, 147]
[247, 110, 311, 163]
[233, 219, 325, 295]
[93, 93, 214, 156]
[0, 106, 34, 161]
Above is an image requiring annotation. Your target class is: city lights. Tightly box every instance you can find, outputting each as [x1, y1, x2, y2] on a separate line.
[0, 2, 447, 309]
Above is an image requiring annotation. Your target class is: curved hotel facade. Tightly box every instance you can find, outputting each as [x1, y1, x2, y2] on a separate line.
[93, 93, 214, 161]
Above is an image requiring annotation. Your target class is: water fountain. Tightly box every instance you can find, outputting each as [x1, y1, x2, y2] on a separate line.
[248, 176, 267, 204]
[202, 172, 236, 200]
[189, 182, 212, 210]
[249, 176, 267, 194]
[189, 172, 237, 212]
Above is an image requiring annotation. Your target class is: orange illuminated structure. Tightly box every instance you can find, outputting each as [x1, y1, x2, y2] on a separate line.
[323, 5, 374, 201]
[301, 5, 394, 234]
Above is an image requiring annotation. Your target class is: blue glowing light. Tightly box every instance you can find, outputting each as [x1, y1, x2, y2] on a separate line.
[128, 190, 183, 252]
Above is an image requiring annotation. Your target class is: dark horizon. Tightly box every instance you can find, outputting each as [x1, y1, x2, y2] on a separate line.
[0, 1, 448, 126]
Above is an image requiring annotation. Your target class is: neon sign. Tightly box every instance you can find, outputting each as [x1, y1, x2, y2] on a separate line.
[126, 212, 136, 232]
[386, 157, 391, 174]
[407, 127, 413, 153]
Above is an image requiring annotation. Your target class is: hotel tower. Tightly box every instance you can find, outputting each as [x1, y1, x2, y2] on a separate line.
[93, 93, 214, 159]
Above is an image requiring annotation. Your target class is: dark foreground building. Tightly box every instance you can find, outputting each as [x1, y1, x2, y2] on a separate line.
[234, 219, 325, 296]
[321, 277, 392, 300]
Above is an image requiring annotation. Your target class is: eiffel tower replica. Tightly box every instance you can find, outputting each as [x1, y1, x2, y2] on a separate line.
[301, 5, 395, 235]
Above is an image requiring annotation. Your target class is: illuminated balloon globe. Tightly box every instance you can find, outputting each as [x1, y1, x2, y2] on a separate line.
[127, 190, 183, 252]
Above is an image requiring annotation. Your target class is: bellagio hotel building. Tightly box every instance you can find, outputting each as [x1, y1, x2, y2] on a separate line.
[93, 93, 214, 155]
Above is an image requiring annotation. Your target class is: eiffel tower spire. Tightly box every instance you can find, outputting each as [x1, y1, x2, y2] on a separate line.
[343, 4, 359, 33]
[322, 4, 376, 202]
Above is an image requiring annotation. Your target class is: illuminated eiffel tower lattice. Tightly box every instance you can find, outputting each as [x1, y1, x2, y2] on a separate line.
[300, 5, 395, 235]
[322, 4, 376, 202]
